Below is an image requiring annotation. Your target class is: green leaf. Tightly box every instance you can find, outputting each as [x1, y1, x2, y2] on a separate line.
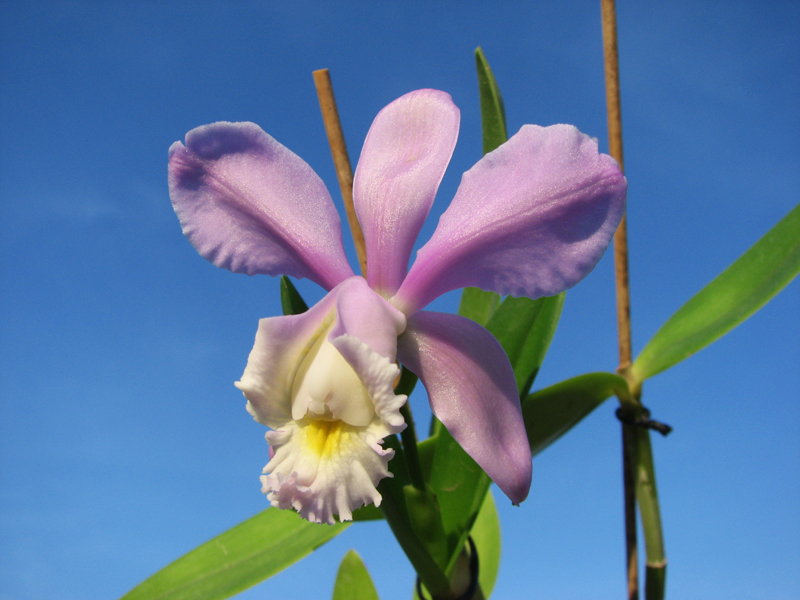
[404, 483, 450, 569]
[280, 275, 309, 315]
[332, 550, 380, 600]
[378, 436, 451, 598]
[470, 490, 501, 599]
[429, 291, 567, 565]
[396, 367, 429, 493]
[423, 284, 505, 563]
[417, 435, 437, 482]
[475, 47, 508, 155]
[486, 293, 565, 396]
[350, 503, 384, 522]
[120, 509, 348, 600]
[523, 372, 628, 456]
[429, 426, 492, 573]
[437, 49, 511, 545]
[451, 49, 508, 334]
[632, 202, 800, 382]
[412, 45, 515, 591]
[412, 490, 501, 600]
[458, 287, 501, 326]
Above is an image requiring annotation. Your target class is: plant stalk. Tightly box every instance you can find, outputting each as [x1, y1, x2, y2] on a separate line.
[633, 427, 667, 600]
[397, 368, 426, 492]
[378, 437, 452, 598]
[621, 422, 639, 600]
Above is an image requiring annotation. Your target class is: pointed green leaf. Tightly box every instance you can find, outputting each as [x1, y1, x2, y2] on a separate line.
[120, 509, 348, 600]
[332, 550, 380, 600]
[451, 49, 508, 333]
[432, 292, 566, 561]
[280, 275, 309, 315]
[404, 483, 450, 569]
[412, 490, 501, 600]
[632, 202, 800, 382]
[415, 46, 518, 585]
[429, 426, 492, 572]
[422, 284, 504, 560]
[486, 293, 565, 395]
[523, 373, 628, 456]
[475, 47, 508, 155]
[378, 437, 451, 598]
[458, 287, 501, 326]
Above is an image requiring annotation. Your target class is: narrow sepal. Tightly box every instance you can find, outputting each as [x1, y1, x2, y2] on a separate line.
[354, 90, 460, 297]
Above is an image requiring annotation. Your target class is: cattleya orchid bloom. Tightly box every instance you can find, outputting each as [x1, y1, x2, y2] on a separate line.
[168, 89, 626, 524]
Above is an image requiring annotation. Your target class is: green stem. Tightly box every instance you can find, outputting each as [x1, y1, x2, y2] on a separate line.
[621, 421, 640, 600]
[633, 427, 666, 600]
[378, 436, 451, 598]
[396, 367, 426, 491]
[400, 405, 426, 492]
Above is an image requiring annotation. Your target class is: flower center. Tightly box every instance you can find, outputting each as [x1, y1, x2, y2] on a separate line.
[301, 419, 353, 459]
[290, 323, 375, 426]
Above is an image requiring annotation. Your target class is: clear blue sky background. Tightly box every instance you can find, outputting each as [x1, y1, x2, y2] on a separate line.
[1, 1, 798, 599]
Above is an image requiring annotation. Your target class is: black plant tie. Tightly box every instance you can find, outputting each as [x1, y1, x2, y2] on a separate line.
[616, 406, 673, 436]
[416, 536, 479, 600]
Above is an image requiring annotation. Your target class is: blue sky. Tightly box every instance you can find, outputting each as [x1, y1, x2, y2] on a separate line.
[1, 1, 798, 599]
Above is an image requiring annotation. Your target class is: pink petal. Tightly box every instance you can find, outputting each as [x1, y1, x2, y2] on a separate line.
[353, 90, 460, 297]
[392, 124, 627, 314]
[236, 287, 338, 429]
[169, 122, 354, 290]
[236, 276, 406, 429]
[396, 311, 532, 505]
[330, 277, 407, 361]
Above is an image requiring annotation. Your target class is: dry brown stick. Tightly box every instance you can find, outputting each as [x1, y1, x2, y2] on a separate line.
[601, 1, 639, 599]
[312, 69, 368, 277]
[601, 0, 631, 369]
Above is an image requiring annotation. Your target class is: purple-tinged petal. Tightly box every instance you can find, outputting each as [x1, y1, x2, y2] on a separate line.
[353, 90, 460, 297]
[327, 278, 408, 429]
[262, 418, 394, 524]
[169, 122, 354, 290]
[392, 124, 627, 314]
[302, 276, 406, 426]
[237, 276, 408, 524]
[235, 287, 338, 429]
[396, 311, 532, 504]
[237, 276, 406, 429]
[330, 277, 407, 361]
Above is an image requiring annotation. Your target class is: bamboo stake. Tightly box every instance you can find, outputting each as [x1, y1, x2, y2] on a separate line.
[600, 1, 638, 599]
[312, 69, 368, 276]
[601, 0, 631, 369]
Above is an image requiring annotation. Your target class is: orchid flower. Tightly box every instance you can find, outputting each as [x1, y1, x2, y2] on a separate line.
[168, 89, 626, 525]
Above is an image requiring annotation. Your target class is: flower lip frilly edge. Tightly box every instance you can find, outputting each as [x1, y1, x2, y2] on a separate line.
[168, 88, 627, 524]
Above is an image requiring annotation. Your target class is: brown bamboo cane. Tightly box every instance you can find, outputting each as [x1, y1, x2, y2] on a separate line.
[601, 1, 639, 599]
[312, 69, 368, 276]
